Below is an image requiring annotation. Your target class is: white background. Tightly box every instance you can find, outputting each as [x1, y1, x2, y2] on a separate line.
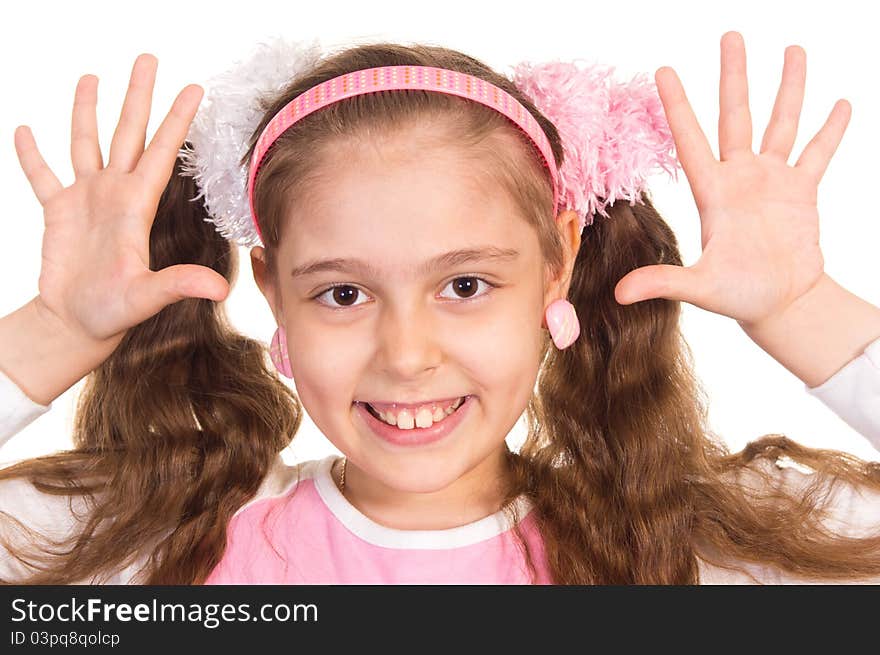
[1, 0, 877, 467]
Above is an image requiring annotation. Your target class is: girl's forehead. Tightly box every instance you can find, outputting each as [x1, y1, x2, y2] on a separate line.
[287, 146, 526, 247]
[281, 163, 539, 282]
[276, 129, 547, 282]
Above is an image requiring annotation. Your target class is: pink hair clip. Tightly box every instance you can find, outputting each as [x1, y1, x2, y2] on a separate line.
[511, 59, 680, 228]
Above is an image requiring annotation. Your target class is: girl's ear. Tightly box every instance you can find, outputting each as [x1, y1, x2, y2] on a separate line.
[250, 246, 282, 324]
[543, 209, 582, 305]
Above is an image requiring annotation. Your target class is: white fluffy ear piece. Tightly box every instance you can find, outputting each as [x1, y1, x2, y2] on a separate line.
[176, 35, 325, 248]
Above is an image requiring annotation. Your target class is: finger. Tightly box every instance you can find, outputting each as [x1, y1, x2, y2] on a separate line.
[107, 53, 158, 172]
[135, 84, 204, 198]
[794, 99, 852, 185]
[760, 45, 806, 161]
[71, 74, 104, 177]
[655, 66, 717, 208]
[13, 125, 63, 207]
[614, 263, 705, 306]
[128, 265, 230, 321]
[718, 31, 753, 160]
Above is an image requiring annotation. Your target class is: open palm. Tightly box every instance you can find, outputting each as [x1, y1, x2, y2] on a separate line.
[14, 54, 229, 345]
[614, 31, 851, 326]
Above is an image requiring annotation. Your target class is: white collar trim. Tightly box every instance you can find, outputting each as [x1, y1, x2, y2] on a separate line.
[309, 455, 534, 550]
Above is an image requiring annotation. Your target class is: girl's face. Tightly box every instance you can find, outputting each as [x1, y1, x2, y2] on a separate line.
[252, 131, 579, 510]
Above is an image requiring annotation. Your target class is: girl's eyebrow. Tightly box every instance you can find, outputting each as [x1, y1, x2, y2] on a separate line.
[290, 246, 520, 279]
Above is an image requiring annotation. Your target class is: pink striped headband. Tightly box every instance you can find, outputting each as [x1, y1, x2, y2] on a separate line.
[246, 66, 559, 246]
[178, 36, 680, 248]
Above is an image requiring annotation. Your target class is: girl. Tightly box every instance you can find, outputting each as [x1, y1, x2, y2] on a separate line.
[1, 32, 878, 585]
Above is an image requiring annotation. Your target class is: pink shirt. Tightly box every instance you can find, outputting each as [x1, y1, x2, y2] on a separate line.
[205, 455, 551, 584]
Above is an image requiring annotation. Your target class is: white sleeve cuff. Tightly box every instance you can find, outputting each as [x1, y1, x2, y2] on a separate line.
[805, 335, 880, 448]
[0, 368, 52, 448]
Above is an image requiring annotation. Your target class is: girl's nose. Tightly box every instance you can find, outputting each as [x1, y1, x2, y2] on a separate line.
[376, 302, 442, 377]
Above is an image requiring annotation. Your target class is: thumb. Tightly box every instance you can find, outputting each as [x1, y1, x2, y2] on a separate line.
[614, 264, 700, 305]
[129, 265, 230, 321]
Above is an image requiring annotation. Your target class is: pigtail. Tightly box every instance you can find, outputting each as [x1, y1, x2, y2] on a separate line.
[0, 152, 302, 584]
[508, 193, 700, 583]
[509, 192, 880, 584]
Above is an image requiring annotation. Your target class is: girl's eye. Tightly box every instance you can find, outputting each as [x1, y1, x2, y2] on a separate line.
[438, 276, 495, 301]
[313, 285, 368, 309]
[312, 276, 496, 309]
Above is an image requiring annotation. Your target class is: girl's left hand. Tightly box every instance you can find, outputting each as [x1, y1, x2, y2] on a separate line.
[614, 31, 852, 327]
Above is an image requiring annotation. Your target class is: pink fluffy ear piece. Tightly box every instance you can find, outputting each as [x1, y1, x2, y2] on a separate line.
[545, 299, 580, 349]
[511, 60, 680, 228]
[270, 326, 294, 378]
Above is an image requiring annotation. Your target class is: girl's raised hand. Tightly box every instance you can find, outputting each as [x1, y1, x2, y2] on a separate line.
[13, 54, 230, 345]
[614, 31, 851, 327]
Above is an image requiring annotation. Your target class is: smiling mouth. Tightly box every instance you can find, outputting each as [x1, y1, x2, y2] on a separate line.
[358, 396, 469, 428]
[354, 395, 474, 446]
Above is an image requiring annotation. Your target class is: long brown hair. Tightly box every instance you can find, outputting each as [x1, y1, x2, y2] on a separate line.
[3, 41, 879, 584]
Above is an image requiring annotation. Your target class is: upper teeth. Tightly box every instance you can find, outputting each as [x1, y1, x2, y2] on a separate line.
[372, 397, 465, 429]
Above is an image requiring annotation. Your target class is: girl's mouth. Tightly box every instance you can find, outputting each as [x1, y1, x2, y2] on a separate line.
[362, 396, 467, 427]
[353, 396, 474, 448]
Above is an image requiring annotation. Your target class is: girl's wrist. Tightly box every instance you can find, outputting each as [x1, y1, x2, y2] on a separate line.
[0, 296, 122, 406]
[737, 274, 880, 388]
[736, 273, 828, 335]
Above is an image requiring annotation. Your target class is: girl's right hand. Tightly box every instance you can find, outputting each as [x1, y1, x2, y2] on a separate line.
[13, 53, 230, 345]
